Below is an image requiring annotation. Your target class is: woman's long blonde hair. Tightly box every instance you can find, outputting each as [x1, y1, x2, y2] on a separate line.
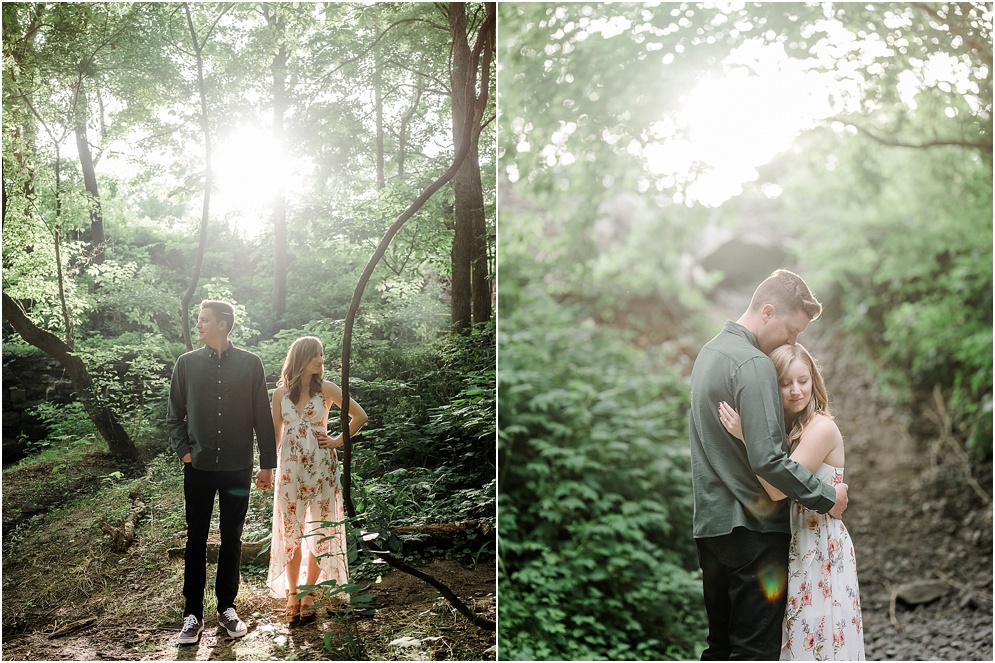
[280, 336, 324, 405]
[769, 342, 832, 450]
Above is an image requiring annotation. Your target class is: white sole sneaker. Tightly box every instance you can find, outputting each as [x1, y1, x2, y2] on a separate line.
[217, 611, 247, 638]
[177, 618, 204, 644]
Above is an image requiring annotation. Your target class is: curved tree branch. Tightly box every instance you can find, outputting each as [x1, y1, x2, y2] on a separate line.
[178, 2, 217, 350]
[835, 118, 993, 153]
[2, 291, 136, 459]
[336, 2, 496, 632]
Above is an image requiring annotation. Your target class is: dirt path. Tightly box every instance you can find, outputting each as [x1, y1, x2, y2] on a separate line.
[799, 325, 993, 661]
[0, 449, 496, 661]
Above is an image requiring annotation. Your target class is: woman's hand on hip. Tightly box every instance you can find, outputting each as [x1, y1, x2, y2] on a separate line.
[316, 431, 344, 449]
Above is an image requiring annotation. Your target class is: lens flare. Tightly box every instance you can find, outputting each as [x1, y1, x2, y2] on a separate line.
[746, 494, 782, 520]
[757, 559, 788, 602]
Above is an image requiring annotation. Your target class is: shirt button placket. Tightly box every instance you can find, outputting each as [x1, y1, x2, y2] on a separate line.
[217, 355, 222, 465]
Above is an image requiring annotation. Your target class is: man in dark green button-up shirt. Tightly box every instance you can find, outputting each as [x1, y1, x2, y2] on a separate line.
[168, 338, 277, 472]
[167, 300, 277, 644]
[689, 270, 849, 660]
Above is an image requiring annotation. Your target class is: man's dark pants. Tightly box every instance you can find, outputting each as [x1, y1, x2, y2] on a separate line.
[695, 526, 791, 660]
[183, 464, 252, 620]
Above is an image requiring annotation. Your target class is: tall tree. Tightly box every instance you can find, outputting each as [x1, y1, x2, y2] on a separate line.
[337, 55, 494, 631]
[6, 3, 155, 263]
[1, 3, 153, 460]
[447, 3, 495, 332]
[72, 86, 105, 264]
[264, 3, 290, 333]
[178, 2, 229, 351]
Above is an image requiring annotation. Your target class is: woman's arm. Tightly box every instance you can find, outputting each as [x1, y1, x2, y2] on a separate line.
[322, 380, 369, 447]
[718, 403, 841, 502]
[719, 401, 786, 499]
[271, 385, 285, 453]
[789, 416, 843, 475]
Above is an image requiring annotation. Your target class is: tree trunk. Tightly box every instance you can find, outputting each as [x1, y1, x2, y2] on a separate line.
[265, 5, 289, 334]
[333, 3, 496, 633]
[2, 291, 137, 460]
[74, 97, 105, 264]
[74, 90, 107, 331]
[373, 18, 386, 191]
[179, 3, 218, 351]
[52, 146, 75, 350]
[448, 3, 494, 333]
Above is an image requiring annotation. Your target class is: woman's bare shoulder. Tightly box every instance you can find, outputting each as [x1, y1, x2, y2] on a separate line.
[807, 413, 844, 447]
[321, 380, 342, 397]
[811, 412, 840, 430]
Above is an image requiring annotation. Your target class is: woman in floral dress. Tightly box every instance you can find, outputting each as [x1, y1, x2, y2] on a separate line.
[718, 343, 864, 660]
[266, 336, 368, 623]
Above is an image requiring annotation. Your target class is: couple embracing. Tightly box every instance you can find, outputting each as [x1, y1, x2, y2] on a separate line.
[690, 270, 864, 661]
[167, 300, 367, 644]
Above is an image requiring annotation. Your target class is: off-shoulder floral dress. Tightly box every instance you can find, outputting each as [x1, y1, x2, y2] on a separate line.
[781, 464, 863, 660]
[266, 391, 349, 603]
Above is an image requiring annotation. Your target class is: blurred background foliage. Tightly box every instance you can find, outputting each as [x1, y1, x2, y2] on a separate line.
[497, 2, 991, 659]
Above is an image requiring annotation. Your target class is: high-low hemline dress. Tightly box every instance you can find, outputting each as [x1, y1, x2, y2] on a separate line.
[781, 463, 864, 660]
[266, 391, 350, 602]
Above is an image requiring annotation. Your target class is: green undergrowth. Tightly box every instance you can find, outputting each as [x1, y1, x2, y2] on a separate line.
[498, 280, 707, 660]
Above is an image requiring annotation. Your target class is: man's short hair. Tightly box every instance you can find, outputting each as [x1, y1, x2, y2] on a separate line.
[749, 269, 822, 321]
[200, 299, 235, 334]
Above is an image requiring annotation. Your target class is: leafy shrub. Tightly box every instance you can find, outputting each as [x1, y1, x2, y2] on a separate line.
[86, 259, 181, 337]
[777, 136, 993, 458]
[345, 323, 495, 480]
[498, 281, 706, 660]
[26, 401, 98, 450]
[76, 333, 174, 439]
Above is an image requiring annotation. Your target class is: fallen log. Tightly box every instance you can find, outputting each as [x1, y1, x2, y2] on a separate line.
[391, 519, 488, 542]
[167, 537, 269, 565]
[49, 616, 97, 639]
[99, 476, 150, 552]
[99, 498, 146, 552]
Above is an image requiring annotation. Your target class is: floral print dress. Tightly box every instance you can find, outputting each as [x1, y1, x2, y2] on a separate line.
[781, 464, 864, 660]
[266, 391, 350, 602]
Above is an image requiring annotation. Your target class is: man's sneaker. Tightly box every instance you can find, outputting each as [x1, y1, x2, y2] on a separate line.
[177, 614, 204, 644]
[217, 606, 247, 638]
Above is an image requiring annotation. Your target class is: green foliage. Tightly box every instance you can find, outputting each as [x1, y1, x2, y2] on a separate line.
[25, 401, 98, 451]
[498, 280, 705, 660]
[774, 132, 993, 457]
[355, 467, 495, 532]
[72, 333, 175, 450]
[348, 323, 496, 481]
[86, 259, 181, 335]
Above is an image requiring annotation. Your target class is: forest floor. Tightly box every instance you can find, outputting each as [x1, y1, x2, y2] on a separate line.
[709, 285, 993, 661]
[804, 327, 993, 661]
[0, 450, 496, 661]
